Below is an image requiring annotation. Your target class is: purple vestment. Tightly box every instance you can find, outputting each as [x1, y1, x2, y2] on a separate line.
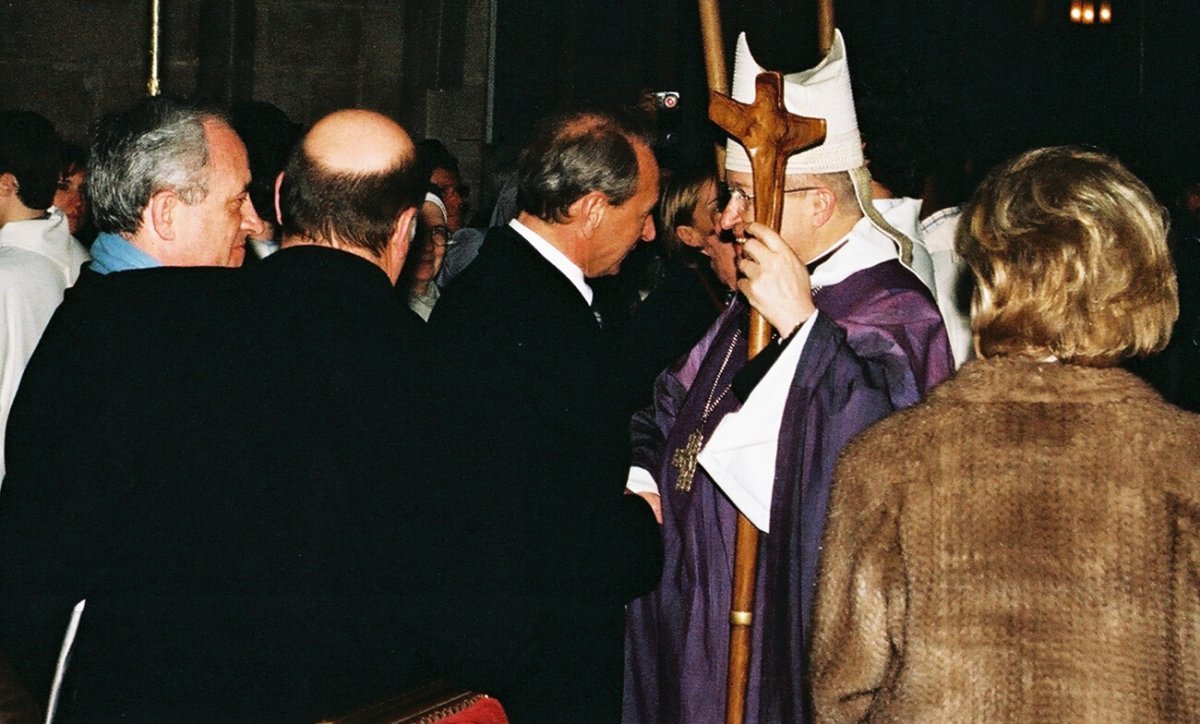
[623, 259, 954, 723]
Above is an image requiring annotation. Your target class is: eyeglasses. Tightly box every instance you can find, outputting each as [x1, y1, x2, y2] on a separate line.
[428, 225, 451, 246]
[717, 181, 824, 210]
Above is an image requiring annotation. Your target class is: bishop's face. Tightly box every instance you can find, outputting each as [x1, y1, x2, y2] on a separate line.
[719, 170, 825, 262]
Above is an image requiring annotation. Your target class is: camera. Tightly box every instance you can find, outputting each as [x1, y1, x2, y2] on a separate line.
[653, 91, 681, 110]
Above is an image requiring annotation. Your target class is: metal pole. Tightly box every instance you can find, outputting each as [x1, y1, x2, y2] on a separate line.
[148, 0, 162, 96]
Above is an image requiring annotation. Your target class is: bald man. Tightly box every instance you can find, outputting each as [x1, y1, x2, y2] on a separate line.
[0, 109, 430, 720]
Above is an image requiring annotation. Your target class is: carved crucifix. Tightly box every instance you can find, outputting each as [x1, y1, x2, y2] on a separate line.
[708, 72, 826, 724]
[710, 74, 827, 252]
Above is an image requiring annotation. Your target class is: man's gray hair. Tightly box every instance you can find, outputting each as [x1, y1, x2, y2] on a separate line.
[88, 97, 219, 235]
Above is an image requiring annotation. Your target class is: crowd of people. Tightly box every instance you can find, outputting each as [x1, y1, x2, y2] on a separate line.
[0, 26, 1198, 724]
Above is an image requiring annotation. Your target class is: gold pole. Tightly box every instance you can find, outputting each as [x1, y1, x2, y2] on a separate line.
[698, 0, 729, 96]
[818, 0, 835, 55]
[148, 0, 162, 96]
[697, 0, 727, 169]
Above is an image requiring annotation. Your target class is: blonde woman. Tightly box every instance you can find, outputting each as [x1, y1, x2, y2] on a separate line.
[812, 146, 1200, 722]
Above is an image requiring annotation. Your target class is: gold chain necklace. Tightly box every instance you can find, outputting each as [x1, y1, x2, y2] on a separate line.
[671, 329, 741, 493]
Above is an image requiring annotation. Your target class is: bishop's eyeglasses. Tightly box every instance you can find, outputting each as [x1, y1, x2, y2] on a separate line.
[716, 181, 826, 212]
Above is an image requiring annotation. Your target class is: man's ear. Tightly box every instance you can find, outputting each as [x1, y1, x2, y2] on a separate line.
[384, 205, 419, 285]
[147, 190, 177, 241]
[810, 188, 837, 229]
[0, 172, 17, 198]
[273, 172, 285, 230]
[675, 224, 703, 249]
[574, 191, 608, 238]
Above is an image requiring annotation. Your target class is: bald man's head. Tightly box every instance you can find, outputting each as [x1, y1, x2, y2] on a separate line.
[306, 109, 415, 175]
[278, 109, 424, 256]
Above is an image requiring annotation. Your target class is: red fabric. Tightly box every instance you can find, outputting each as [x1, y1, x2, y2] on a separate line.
[437, 696, 507, 723]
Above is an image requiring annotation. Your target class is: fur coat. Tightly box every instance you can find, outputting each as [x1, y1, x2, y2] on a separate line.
[811, 358, 1200, 722]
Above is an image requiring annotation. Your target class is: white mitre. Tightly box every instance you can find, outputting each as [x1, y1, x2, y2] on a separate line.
[724, 30, 862, 176]
[723, 30, 932, 283]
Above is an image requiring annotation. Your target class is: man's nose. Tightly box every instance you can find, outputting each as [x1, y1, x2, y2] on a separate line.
[243, 198, 267, 238]
[640, 215, 656, 242]
[718, 200, 744, 232]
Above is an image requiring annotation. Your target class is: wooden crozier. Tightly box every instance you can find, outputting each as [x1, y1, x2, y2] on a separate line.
[708, 74, 825, 724]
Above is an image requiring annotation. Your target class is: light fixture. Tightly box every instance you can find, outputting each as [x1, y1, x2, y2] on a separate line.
[1070, 0, 1112, 25]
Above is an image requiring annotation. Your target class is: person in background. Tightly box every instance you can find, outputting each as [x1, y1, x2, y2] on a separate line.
[853, 59, 972, 366]
[230, 101, 301, 263]
[0, 110, 90, 487]
[402, 192, 449, 320]
[52, 142, 91, 245]
[660, 166, 737, 296]
[812, 146, 1200, 722]
[610, 165, 737, 416]
[417, 138, 468, 232]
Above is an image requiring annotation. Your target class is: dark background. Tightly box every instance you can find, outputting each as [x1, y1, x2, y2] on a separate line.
[3, 0, 1198, 209]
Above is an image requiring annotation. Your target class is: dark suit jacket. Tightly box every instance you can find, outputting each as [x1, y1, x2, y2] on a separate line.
[0, 248, 430, 721]
[425, 224, 662, 722]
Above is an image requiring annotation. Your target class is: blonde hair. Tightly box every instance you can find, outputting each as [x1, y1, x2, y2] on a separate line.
[957, 146, 1177, 366]
[658, 167, 716, 254]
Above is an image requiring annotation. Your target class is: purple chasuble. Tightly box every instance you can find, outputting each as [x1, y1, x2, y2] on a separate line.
[623, 259, 954, 724]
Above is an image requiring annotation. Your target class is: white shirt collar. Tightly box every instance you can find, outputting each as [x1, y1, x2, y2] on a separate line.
[509, 218, 593, 305]
[808, 215, 900, 290]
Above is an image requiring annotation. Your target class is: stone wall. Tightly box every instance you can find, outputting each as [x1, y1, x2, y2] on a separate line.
[0, 0, 492, 197]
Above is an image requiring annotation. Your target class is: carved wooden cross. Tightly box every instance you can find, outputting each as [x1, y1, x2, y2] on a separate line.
[709, 73, 827, 237]
[708, 72, 827, 724]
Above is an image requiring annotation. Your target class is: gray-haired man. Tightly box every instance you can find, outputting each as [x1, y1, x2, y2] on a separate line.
[86, 96, 264, 273]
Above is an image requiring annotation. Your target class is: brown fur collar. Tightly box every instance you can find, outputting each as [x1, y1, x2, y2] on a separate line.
[931, 357, 1160, 405]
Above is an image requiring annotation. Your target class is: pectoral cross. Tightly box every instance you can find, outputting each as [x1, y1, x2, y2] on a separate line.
[671, 429, 705, 492]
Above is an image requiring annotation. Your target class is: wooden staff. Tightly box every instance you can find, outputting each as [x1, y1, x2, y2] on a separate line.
[818, 0, 836, 55]
[709, 73, 826, 724]
[697, 0, 728, 169]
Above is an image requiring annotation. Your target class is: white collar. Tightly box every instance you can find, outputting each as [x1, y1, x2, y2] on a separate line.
[509, 218, 593, 305]
[808, 215, 899, 289]
[0, 207, 89, 273]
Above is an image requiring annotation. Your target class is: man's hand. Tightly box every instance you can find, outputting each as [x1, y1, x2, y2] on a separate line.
[734, 221, 816, 337]
[626, 489, 663, 524]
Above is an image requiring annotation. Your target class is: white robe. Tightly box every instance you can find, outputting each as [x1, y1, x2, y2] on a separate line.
[0, 208, 89, 484]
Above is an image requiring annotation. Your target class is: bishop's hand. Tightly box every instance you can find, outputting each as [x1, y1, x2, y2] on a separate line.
[734, 221, 817, 338]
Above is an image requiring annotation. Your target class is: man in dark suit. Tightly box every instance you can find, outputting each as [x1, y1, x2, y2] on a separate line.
[0, 96, 271, 722]
[244, 108, 432, 716]
[425, 109, 664, 722]
[0, 107, 429, 721]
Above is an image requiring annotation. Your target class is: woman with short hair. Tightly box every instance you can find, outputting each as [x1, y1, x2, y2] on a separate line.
[811, 146, 1200, 722]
